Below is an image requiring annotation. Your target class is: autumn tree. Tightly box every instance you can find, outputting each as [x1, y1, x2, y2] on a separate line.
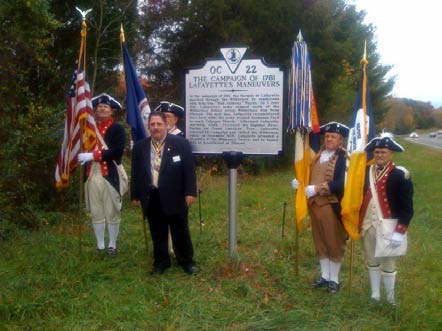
[0, 0, 398, 230]
[138, 0, 394, 122]
[381, 99, 415, 134]
[432, 109, 442, 128]
[383, 98, 436, 130]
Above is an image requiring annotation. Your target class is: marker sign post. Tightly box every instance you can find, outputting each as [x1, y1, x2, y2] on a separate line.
[185, 47, 285, 258]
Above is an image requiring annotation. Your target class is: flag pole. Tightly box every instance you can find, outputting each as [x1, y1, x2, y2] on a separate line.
[281, 201, 287, 240]
[348, 42, 368, 293]
[291, 34, 299, 275]
[77, 15, 89, 256]
[141, 208, 149, 255]
[361, 41, 368, 141]
[198, 189, 204, 235]
[290, 31, 319, 277]
[120, 24, 150, 256]
[293, 131, 306, 277]
[295, 211, 299, 276]
[348, 240, 355, 294]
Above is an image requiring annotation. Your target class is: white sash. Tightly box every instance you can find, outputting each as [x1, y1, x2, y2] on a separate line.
[369, 165, 407, 257]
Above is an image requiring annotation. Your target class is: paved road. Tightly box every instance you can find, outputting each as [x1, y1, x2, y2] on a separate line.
[403, 134, 442, 150]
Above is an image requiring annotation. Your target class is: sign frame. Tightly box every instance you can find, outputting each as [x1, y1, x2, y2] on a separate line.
[184, 46, 286, 156]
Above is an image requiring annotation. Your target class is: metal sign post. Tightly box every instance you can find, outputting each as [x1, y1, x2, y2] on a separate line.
[222, 151, 243, 258]
[184, 45, 284, 259]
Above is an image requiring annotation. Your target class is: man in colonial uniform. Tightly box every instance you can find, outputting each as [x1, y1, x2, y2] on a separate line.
[155, 101, 185, 137]
[292, 122, 349, 293]
[78, 93, 126, 256]
[154, 101, 186, 257]
[359, 135, 413, 305]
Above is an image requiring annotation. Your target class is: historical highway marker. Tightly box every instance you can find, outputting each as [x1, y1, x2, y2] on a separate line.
[185, 47, 284, 155]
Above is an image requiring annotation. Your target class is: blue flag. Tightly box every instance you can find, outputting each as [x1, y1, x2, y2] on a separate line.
[288, 31, 321, 232]
[122, 41, 150, 142]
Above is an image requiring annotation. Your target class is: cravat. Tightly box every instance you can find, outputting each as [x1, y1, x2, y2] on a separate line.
[152, 140, 164, 187]
[375, 167, 384, 183]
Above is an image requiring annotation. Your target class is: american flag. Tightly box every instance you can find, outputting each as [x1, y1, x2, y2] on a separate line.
[55, 66, 97, 189]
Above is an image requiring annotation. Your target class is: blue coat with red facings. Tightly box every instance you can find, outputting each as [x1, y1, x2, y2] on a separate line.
[84, 122, 125, 194]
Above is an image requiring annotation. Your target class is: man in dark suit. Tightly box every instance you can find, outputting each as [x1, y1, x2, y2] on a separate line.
[131, 111, 197, 275]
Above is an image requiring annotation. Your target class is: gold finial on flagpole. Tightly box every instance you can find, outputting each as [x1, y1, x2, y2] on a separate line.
[120, 24, 125, 43]
[363, 40, 367, 59]
[361, 40, 368, 66]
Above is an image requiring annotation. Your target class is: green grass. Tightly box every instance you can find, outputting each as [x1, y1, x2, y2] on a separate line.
[1, 139, 441, 330]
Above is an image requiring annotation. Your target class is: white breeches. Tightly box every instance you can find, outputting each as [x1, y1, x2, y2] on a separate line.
[85, 165, 121, 225]
[361, 226, 396, 272]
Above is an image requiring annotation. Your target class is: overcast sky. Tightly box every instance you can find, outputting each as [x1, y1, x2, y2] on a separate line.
[351, 0, 442, 107]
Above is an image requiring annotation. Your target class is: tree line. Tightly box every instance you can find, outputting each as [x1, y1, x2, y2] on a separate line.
[0, 0, 395, 233]
[381, 98, 442, 134]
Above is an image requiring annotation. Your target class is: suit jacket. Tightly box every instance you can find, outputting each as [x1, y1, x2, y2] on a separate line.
[131, 133, 197, 216]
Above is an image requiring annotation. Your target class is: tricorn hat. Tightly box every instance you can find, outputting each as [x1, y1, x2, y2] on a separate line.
[154, 101, 184, 118]
[92, 93, 122, 110]
[365, 135, 404, 152]
[320, 121, 350, 137]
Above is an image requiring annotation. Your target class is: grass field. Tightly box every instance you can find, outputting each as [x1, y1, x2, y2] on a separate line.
[1, 140, 441, 330]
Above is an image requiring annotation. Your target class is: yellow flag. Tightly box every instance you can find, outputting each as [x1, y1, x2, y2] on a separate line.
[341, 43, 374, 239]
[294, 131, 311, 231]
[341, 151, 367, 239]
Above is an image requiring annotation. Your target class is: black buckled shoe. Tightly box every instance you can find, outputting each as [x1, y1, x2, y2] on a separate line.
[182, 264, 198, 275]
[312, 277, 329, 288]
[328, 281, 340, 293]
[108, 247, 117, 257]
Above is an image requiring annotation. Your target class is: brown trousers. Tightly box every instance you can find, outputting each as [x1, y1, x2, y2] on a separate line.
[310, 201, 347, 262]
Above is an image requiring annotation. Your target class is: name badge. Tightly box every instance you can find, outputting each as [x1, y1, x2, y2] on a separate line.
[173, 155, 181, 162]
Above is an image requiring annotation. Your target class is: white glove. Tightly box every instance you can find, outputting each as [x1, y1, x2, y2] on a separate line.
[391, 232, 404, 247]
[78, 152, 94, 165]
[305, 185, 317, 198]
[291, 178, 299, 190]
